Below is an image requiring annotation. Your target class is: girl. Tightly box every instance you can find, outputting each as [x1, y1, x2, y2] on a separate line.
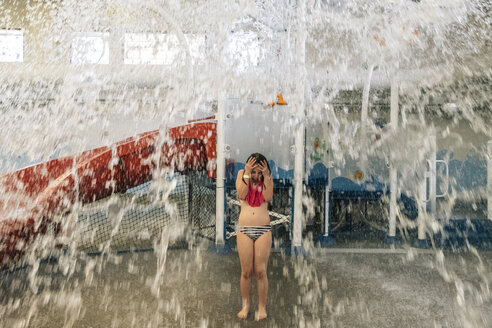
[235, 153, 274, 320]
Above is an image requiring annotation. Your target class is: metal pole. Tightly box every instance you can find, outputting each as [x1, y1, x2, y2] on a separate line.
[293, 122, 305, 249]
[215, 91, 225, 246]
[360, 65, 374, 172]
[488, 140, 492, 220]
[429, 135, 437, 217]
[292, 0, 306, 252]
[417, 175, 428, 241]
[388, 81, 399, 239]
[415, 135, 436, 248]
[324, 182, 330, 236]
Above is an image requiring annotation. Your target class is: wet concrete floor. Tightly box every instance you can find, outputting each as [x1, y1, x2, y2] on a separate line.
[1, 244, 491, 328]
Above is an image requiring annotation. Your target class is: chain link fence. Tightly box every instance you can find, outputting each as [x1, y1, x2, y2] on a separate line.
[306, 185, 389, 236]
[188, 172, 217, 241]
[74, 173, 192, 253]
[64, 173, 365, 253]
[48, 171, 487, 254]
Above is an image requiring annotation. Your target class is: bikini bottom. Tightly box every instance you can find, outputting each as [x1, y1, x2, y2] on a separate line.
[237, 225, 272, 242]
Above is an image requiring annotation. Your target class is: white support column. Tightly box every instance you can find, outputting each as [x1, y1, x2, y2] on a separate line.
[360, 65, 374, 172]
[429, 135, 437, 217]
[324, 182, 330, 236]
[293, 126, 305, 248]
[292, 0, 306, 252]
[417, 173, 429, 242]
[488, 140, 492, 220]
[415, 135, 437, 248]
[388, 81, 399, 240]
[215, 91, 225, 246]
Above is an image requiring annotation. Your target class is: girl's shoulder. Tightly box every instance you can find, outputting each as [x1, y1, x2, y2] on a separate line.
[236, 169, 245, 182]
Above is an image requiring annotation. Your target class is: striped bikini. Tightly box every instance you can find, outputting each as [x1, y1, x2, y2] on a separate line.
[237, 225, 272, 241]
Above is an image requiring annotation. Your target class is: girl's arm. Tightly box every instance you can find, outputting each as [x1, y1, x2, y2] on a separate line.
[236, 169, 249, 200]
[258, 159, 273, 202]
[262, 173, 274, 203]
[236, 157, 257, 200]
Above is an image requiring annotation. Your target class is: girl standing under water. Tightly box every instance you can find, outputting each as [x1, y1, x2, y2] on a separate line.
[235, 153, 274, 320]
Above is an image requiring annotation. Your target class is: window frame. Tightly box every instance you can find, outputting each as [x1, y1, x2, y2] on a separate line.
[71, 31, 110, 65]
[0, 29, 24, 63]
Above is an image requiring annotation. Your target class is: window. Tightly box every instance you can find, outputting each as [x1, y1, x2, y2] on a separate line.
[187, 34, 206, 64]
[225, 31, 261, 72]
[71, 32, 109, 65]
[124, 33, 170, 65]
[124, 33, 205, 65]
[0, 29, 23, 62]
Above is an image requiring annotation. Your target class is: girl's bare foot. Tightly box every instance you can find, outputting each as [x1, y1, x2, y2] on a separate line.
[256, 308, 267, 320]
[237, 306, 249, 319]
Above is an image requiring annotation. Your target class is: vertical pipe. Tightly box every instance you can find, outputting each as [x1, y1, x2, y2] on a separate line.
[324, 182, 330, 236]
[390, 82, 399, 129]
[488, 140, 492, 220]
[429, 135, 437, 216]
[360, 65, 375, 172]
[293, 123, 305, 248]
[361, 66, 374, 129]
[417, 173, 428, 241]
[388, 82, 399, 238]
[389, 169, 397, 235]
[416, 135, 436, 246]
[215, 91, 225, 245]
[292, 0, 306, 249]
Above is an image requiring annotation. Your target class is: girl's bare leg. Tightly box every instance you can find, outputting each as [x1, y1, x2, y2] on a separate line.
[254, 231, 272, 320]
[237, 231, 254, 319]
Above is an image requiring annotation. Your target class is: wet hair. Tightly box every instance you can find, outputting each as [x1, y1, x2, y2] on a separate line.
[246, 153, 271, 177]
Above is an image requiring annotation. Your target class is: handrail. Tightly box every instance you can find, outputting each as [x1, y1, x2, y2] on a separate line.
[187, 115, 216, 123]
[436, 159, 449, 198]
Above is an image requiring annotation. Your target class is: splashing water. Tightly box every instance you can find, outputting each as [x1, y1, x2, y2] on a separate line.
[0, 0, 491, 327]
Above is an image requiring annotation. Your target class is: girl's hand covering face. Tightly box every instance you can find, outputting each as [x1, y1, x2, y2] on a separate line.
[244, 157, 257, 174]
[258, 160, 270, 175]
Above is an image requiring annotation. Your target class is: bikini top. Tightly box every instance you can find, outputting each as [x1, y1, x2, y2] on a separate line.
[246, 181, 264, 207]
